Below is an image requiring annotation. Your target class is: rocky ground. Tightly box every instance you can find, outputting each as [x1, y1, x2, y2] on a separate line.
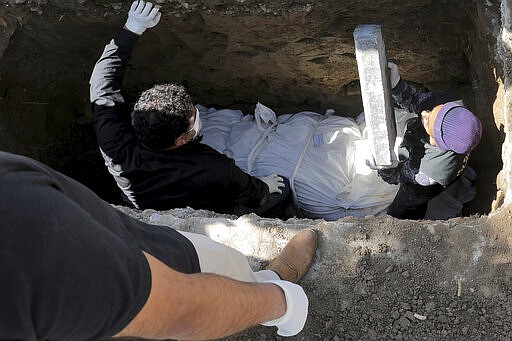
[119, 204, 512, 340]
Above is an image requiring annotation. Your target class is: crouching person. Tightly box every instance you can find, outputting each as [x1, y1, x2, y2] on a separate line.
[90, 1, 292, 218]
[377, 62, 482, 220]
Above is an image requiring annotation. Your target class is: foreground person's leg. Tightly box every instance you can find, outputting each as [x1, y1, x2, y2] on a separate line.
[177, 230, 280, 282]
[179, 228, 318, 284]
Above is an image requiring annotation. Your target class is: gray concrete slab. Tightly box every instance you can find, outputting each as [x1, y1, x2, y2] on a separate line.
[353, 24, 397, 168]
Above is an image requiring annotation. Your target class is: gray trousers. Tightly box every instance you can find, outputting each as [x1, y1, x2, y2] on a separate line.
[178, 230, 279, 282]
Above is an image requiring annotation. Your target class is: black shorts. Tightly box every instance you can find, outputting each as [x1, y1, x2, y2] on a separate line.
[0, 152, 199, 340]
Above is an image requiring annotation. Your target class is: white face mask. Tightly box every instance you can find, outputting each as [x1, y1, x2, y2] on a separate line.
[191, 107, 202, 139]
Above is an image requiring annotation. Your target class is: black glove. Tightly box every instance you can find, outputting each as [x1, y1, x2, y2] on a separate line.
[377, 160, 418, 185]
[377, 167, 400, 185]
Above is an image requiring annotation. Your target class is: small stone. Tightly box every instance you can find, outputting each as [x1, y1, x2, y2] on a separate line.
[404, 311, 416, 320]
[437, 314, 449, 324]
[402, 270, 410, 278]
[367, 329, 377, 340]
[374, 243, 389, 253]
[355, 245, 370, 256]
[29, 6, 43, 14]
[398, 316, 410, 329]
[400, 302, 411, 310]
[425, 301, 436, 312]
[385, 264, 395, 273]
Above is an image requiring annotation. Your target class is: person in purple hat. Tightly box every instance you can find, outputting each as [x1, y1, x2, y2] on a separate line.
[376, 62, 483, 220]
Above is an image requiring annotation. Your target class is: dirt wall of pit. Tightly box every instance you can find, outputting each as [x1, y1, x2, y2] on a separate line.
[0, 0, 508, 214]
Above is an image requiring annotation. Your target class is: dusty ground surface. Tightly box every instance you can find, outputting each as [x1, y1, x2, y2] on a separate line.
[116, 204, 512, 341]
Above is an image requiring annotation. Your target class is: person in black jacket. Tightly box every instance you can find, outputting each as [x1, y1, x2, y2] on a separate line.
[90, 1, 290, 217]
[376, 62, 483, 219]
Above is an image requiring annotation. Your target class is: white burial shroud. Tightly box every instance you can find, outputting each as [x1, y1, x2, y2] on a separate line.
[197, 102, 417, 220]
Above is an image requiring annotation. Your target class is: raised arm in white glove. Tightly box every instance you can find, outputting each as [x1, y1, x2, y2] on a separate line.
[387, 61, 400, 88]
[125, 1, 162, 35]
[258, 173, 285, 194]
[261, 280, 309, 337]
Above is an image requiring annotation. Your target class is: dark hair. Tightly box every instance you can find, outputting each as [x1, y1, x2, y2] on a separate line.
[131, 83, 193, 149]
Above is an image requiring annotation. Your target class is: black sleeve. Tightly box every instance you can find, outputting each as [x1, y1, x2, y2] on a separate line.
[226, 155, 270, 208]
[392, 79, 460, 115]
[90, 28, 140, 163]
[391, 79, 430, 114]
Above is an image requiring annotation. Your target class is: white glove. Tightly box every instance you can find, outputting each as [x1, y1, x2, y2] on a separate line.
[125, 1, 162, 35]
[387, 61, 400, 88]
[258, 173, 284, 194]
[261, 280, 309, 337]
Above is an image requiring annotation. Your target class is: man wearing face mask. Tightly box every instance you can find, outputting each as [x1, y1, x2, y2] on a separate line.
[375, 62, 483, 220]
[90, 1, 290, 217]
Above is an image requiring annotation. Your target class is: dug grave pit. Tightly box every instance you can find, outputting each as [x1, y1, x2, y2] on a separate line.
[0, 0, 506, 216]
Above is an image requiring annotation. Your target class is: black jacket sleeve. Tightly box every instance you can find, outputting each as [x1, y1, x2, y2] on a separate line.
[226, 161, 270, 208]
[391, 79, 460, 115]
[391, 79, 430, 114]
[90, 29, 140, 163]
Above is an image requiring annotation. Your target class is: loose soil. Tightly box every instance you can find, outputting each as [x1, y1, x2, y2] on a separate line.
[118, 205, 512, 341]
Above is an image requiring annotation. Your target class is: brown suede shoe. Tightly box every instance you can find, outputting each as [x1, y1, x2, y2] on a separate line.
[266, 229, 318, 283]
